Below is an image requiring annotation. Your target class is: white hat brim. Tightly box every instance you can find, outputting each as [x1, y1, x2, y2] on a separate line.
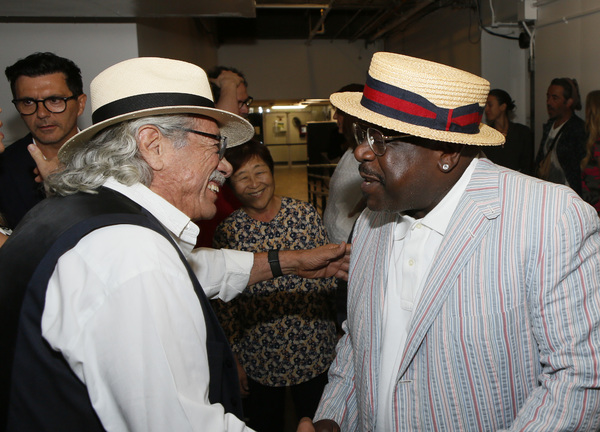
[59, 105, 254, 163]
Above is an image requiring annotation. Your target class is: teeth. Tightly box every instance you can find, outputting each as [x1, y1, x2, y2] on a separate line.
[208, 183, 220, 193]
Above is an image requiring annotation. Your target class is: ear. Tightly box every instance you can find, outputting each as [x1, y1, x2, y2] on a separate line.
[437, 143, 463, 173]
[76, 94, 87, 117]
[566, 97, 574, 109]
[137, 125, 166, 171]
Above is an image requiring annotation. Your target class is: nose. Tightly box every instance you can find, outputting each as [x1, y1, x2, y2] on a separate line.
[219, 157, 233, 178]
[36, 101, 52, 118]
[239, 104, 250, 117]
[248, 174, 260, 188]
[354, 141, 374, 162]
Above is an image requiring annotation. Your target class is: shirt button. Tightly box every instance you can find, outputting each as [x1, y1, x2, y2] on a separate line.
[408, 259, 415, 266]
[415, 223, 423, 229]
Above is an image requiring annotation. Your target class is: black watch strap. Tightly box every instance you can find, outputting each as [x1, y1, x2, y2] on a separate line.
[268, 249, 283, 278]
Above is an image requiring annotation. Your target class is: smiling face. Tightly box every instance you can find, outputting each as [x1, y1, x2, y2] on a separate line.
[149, 116, 233, 220]
[353, 123, 459, 219]
[14, 72, 86, 148]
[229, 155, 276, 215]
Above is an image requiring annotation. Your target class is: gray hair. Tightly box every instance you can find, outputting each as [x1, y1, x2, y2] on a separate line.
[46, 114, 196, 196]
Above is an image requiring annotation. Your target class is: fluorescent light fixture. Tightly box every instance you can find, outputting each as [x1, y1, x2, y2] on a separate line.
[271, 104, 307, 110]
[301, 98, 330, 104]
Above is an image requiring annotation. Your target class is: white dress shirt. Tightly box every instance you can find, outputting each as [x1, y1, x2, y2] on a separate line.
[42, 178, 255, 432]
[323, 148, 363, 244]
[376, 158, 478, 431]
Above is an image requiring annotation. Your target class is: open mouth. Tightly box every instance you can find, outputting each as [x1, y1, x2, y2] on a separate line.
[248, 189, 265, 198]
[207, 182, 220, 194]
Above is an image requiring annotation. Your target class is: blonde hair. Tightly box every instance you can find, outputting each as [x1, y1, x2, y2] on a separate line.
[583, 91, 600, 169]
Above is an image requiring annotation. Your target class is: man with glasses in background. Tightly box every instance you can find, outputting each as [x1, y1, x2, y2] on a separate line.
[0, 52, 86, 229]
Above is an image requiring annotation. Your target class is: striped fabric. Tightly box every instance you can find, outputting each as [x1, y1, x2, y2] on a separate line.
[315, 158, 600, 431]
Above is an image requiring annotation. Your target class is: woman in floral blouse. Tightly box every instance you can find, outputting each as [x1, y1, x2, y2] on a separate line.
[213, 140, 337, 432]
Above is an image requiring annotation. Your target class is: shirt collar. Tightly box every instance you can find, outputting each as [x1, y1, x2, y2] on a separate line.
[103, 177, 199, 256]
[395, 156, 479, 239]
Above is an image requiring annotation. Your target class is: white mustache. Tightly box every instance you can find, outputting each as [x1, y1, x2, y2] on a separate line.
[208, 170, 226, 186]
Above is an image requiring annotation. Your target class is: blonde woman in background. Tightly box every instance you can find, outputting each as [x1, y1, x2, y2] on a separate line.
[581, 90, 600, 213]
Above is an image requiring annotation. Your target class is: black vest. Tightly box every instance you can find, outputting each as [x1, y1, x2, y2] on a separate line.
[0, 187, 242, 431]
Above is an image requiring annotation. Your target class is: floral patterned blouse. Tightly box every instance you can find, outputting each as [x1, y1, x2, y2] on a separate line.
[213, 197, 337, 387]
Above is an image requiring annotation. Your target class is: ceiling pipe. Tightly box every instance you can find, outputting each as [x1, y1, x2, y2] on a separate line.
[367, 0, 435, 42]
[349, 7, 392, 42]
[331, 7, 364, 40]
[306, 0, 336, 44]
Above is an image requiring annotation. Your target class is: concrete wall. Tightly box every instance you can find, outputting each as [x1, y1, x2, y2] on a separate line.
[481, 31, 530, 127]
[0, 23, 138, 144]
[136, 18, 218, 70]
[217, 39, 383, 100]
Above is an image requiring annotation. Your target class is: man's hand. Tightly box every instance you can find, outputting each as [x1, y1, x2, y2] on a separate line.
[282, 242, 351, 280]
[28, 144, 61, 183]
[248, 242, 351, 286]
[297, 417, 340, 432]
[210, 70, 245, 114]
[210, 70, 244, 90]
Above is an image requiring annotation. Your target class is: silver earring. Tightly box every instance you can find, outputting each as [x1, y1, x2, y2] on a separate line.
[442, 163, 450, 171]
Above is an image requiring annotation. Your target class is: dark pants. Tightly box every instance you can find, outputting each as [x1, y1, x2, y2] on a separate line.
[245, 371, 328, 432]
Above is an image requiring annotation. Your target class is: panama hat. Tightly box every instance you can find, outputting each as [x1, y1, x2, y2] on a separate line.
[330, 52, 504, 146]
[59, 57, 255, 161]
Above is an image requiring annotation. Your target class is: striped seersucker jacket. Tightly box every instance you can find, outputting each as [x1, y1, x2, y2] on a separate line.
[315, 158, 600, 431]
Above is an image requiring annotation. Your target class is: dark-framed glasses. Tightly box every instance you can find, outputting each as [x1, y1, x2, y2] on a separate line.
[12, 95, 78, 115]
[352, 122, 410, 157]
[180, 128, 228, 160]
[239, 96, 253, 109]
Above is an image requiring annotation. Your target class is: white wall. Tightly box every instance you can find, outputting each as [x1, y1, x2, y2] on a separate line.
[217, 39, 383, 100]
[481, 30, 530, 127]
[0, 23, 138, 145]
[534, 0, 600, 146]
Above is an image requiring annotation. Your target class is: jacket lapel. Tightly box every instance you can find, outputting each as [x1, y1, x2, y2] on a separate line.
[397, 159, 502, 378]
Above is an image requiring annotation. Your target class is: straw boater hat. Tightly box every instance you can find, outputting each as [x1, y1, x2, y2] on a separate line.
[59, 57, 255, 162]
[330, 52, 505, 146]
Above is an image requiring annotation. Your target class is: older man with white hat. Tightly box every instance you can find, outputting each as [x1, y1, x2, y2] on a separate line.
[298, 52, 600, 432]
[0, 57, 349, 432]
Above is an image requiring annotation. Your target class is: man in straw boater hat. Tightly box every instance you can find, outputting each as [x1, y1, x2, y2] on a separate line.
[0, 57, 350, 431]
[297, 52, 600, 432]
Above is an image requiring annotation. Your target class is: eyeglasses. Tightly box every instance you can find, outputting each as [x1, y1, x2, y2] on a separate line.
[12, 95, 78, 115]
[352, 122, 409, 156]
[239, 96, 253, 109]
[180, 128, 227, 160]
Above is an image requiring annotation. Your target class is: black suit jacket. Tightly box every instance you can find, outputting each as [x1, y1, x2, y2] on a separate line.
[0, 134, 46, 229]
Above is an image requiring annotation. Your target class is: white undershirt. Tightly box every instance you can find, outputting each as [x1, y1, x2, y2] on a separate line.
[42, 178, 255, 432]
[376, 157, 478, 431]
